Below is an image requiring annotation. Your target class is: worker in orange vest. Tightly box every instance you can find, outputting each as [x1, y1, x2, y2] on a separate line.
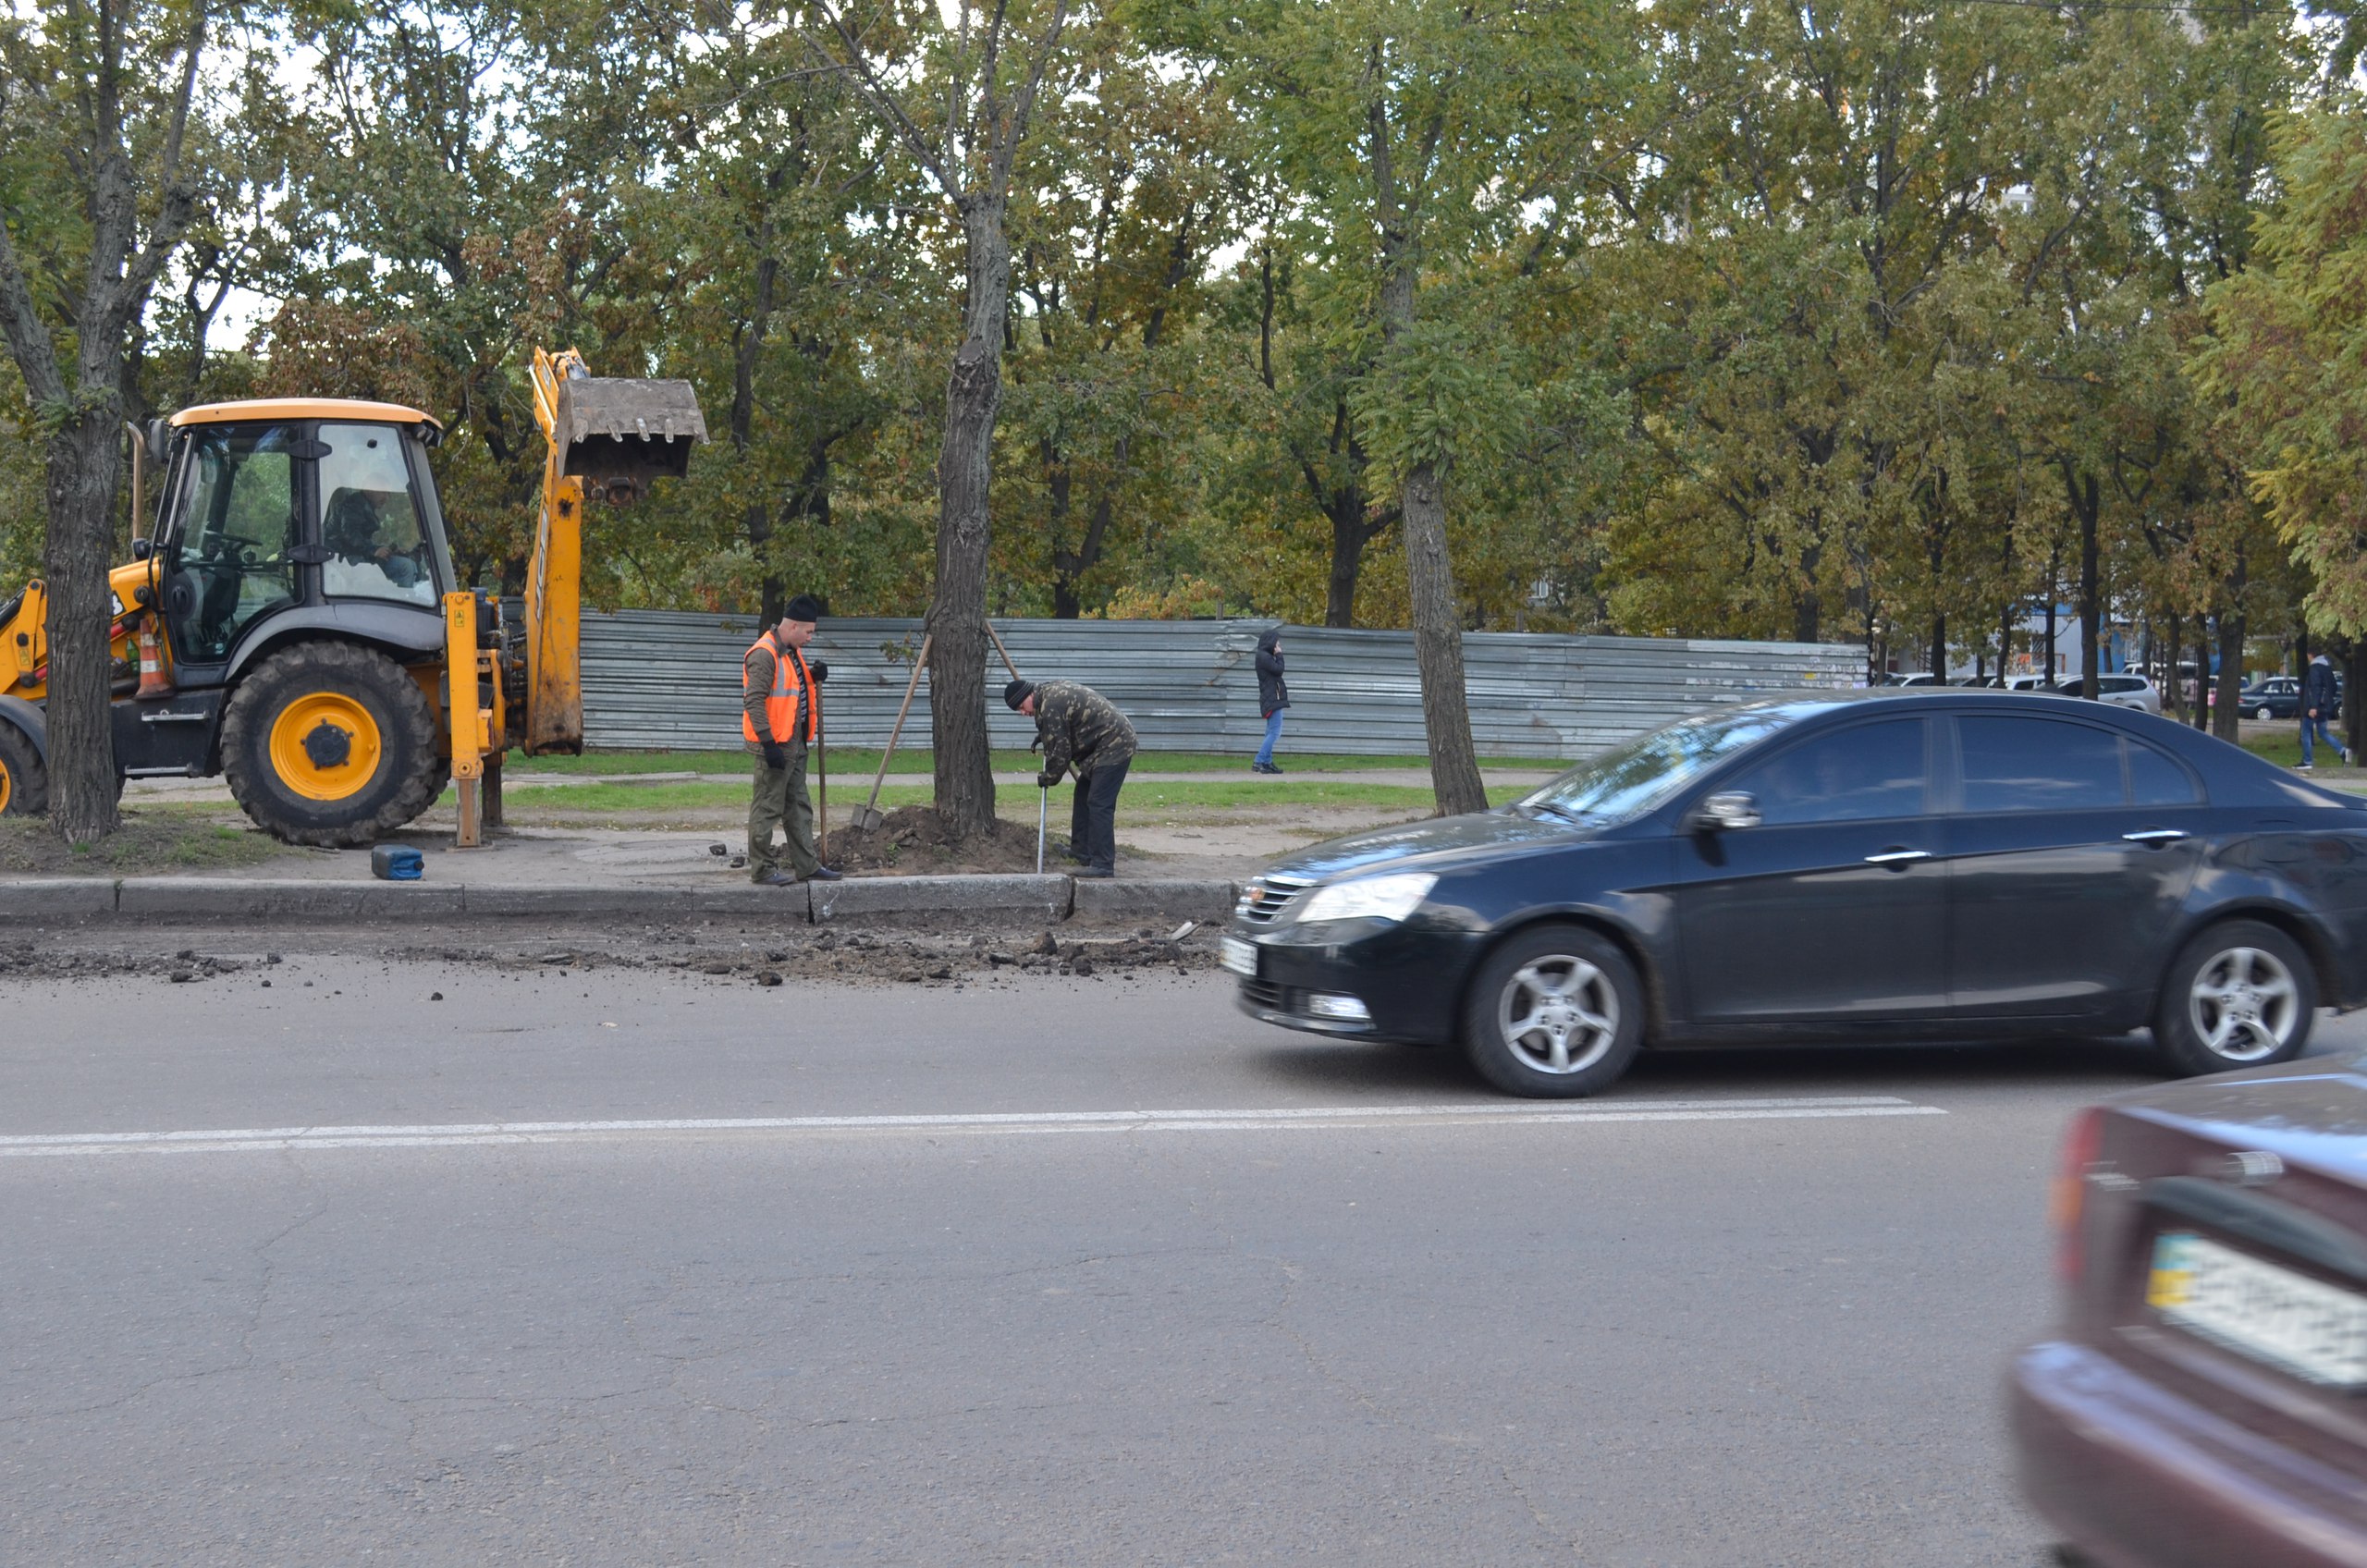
[743, 594, 842, 885]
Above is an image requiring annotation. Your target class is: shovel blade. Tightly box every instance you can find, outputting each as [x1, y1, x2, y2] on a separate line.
[555, 376, 709, 504]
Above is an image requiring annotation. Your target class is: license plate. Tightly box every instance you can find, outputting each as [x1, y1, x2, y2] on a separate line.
[1220, 936, 1259, 978]
[2148, 1231, 2367, 1389]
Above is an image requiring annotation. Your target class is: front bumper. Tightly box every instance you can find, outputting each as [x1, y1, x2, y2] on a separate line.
[1233, 975, 1380, 1036]
[1223, 916, 1474, 1045]
[2009, 1340, 2367, 1568]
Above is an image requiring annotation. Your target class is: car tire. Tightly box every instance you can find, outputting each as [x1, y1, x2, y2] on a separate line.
[2256, 704, 2274, 721]
[1462, 924, 1645, 1098]
[2153, 919, 2316, 1077]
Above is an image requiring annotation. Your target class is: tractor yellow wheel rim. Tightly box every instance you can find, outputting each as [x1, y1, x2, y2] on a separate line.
[0, 758, 12, 814]
[267, 693, 383, 802]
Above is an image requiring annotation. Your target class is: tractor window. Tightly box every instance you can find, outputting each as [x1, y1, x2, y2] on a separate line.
[319, 423, 436, 606]
[167, 426, 300, 664]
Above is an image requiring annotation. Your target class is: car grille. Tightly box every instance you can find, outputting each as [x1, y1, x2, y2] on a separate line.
[1238, 977, 1286, 1011]
[1234, 874, 1313, 925]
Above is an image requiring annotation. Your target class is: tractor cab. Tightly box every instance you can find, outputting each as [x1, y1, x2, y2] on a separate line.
[150, 399, 454, 684]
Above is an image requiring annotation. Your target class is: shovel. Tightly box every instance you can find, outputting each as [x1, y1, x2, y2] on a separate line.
[815, 688, 828, 863]
[855, 632, 929, 834]
[1036, 784, 1048, 875]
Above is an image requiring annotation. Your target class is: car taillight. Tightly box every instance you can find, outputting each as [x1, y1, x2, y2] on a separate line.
[2052, 1108, 2104, 1281]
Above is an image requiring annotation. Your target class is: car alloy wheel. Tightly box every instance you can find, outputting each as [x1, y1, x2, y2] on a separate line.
[2187, 946, 2302, 1064]
[1462, 924, 1645, 1097]
[1498, 955, 1620, 1075]
[2155, 918, 2316, 1076]
[2256, 705, 2274, 721]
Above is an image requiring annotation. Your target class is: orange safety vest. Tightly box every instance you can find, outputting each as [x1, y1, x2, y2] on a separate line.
[742, 632, 818, 744]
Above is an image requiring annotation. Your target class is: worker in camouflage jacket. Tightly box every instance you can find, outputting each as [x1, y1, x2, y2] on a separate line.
[1006, 677, 1136, 878]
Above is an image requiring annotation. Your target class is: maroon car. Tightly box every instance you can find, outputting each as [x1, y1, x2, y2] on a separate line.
[2011, 1054, 2367, 1566]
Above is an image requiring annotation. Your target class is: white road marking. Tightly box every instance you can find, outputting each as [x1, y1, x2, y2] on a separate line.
[0, 1096, 1944, 1158]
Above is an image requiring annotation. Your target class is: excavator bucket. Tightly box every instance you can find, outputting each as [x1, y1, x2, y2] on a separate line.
[553, 376, 708, 505]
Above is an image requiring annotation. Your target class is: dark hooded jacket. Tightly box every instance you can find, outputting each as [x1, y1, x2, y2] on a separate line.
[2306, 657, 2342, 717]
[1256, 627, 1289, 716]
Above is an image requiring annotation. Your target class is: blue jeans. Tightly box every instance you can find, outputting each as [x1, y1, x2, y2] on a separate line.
[2302, 715, 2348, 766]
[1255, 708, 1284, 767]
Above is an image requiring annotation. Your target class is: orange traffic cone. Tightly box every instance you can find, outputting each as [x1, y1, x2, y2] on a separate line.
[135, 618, 172, 699]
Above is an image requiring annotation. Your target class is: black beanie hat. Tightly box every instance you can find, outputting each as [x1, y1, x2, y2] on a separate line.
[782, 594, 824, 624]
[1003, 678, 1035, 711]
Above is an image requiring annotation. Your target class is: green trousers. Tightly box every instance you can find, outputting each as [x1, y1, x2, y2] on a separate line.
[748, 743, 817, 879]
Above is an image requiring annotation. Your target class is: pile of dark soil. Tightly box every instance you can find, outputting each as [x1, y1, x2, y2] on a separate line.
[0, 814, 276, 876]
[825, 805, 1048, 876]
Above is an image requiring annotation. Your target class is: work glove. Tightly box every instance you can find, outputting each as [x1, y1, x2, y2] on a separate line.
[762, 741, 788, 771]
[807, 659, 828, 683]
[1036, 771, 1060, 790]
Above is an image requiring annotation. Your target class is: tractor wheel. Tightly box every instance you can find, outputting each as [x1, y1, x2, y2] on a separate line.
[221, 643, 442, 847]
[0, 722, 46, 817]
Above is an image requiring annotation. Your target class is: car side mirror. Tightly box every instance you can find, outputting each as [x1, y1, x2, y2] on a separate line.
[143, 417, 170, 467]
[1691, 791, 1761, 833]
[130, 538, 153, 560]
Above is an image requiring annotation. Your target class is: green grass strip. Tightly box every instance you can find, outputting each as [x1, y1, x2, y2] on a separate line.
[504, 747, 1558, 778]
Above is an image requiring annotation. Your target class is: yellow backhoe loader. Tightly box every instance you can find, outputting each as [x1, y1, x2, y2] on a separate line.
[0, 349, 705, 845]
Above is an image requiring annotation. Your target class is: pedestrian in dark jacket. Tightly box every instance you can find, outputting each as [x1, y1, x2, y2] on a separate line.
[1007, 678, 1135, 877]
[1253, 626, 1289, 774]
[2301, 653, 2349, 770]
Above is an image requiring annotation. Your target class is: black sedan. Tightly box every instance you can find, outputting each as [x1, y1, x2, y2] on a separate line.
[1225, 691, 2367, 1097]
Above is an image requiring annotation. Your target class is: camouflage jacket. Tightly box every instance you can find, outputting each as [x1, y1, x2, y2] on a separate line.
[1033, 679, 1136, 780]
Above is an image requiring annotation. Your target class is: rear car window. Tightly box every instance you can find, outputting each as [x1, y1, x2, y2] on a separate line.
[1727, 718, 1927, 826]
[1960, 717, 2123, 811]
[2128, 741, 2201, 805]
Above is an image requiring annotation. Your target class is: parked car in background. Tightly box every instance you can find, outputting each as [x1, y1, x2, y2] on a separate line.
[2242, 677, 2305, 721]
[1882, 672, 1948, 687]
[1225, 690, 2367, 1097]
[2006, 674, 2056, 692]
[2053, 674, 2164, 715]
[1956, 675, 2005, 688]
[2010, 1055, 2367, 1566]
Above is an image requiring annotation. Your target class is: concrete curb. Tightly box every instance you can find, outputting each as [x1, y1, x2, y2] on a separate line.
[0, 875, 1237, 928]
[809, 874, 1072, 924]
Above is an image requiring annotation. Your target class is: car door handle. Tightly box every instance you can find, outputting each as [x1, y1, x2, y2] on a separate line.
[2123, 829, 2190, 846]
[1863, 848, 1932, 866]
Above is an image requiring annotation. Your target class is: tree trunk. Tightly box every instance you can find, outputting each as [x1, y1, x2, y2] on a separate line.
[2346, 640, 2367, 758]
[43, 416, 124, 841]
[1401, 461, 1487, 815]
[2076, 484, 2102, 702]
[1324, 491, 1368, 629]
[2187, 625, 2205, 734]
[928, 199, 1011, 840]
[1929, 613, 1945, 681]
[2164, 615, 2183, 722]
[2214, 611, 2245, 741]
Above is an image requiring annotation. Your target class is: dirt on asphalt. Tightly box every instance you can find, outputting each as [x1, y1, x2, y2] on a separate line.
[0, 917, 1224, 993]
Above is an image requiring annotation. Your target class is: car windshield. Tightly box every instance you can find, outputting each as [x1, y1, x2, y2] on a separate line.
[1516, 704, 1823, 827]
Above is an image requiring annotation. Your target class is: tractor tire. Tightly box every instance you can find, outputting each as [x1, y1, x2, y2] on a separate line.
[0, 722, 46, 816]
[221, 643, 442, 847]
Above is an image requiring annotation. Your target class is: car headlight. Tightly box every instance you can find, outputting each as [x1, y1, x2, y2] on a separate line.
[1294, 871, 1437, 925]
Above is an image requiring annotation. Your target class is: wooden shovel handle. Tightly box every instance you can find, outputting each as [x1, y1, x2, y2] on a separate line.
[985, 620, 1023, 681]
[866, 633, 930, 813]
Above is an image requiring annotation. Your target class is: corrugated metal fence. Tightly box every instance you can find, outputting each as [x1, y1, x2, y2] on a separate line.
[582, 612, 1867, 759]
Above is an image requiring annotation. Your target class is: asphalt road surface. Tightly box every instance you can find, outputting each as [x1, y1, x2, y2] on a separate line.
[9, 942, 2357, 1565]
